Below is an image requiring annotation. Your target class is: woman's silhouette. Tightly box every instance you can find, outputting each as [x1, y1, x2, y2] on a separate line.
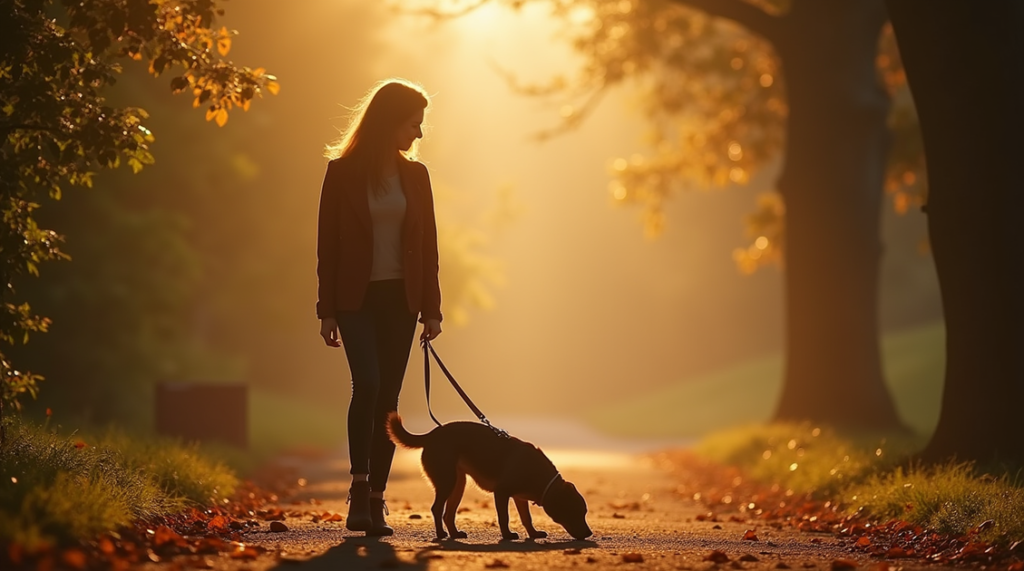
[317, 79, 442, 536]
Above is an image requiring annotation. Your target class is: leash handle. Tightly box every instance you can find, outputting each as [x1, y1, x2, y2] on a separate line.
[422, 339, 509, 438]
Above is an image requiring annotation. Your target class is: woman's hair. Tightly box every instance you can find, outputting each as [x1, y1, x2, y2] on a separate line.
[325, 78, 429, 190]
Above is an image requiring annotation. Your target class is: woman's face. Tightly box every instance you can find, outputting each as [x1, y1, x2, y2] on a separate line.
[395, 108, 424, 152]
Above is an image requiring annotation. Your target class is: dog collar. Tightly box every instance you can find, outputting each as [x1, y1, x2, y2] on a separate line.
[539, 472, 561, 506]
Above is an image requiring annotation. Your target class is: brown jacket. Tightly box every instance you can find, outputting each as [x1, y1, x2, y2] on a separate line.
[316, 155, 442, 322]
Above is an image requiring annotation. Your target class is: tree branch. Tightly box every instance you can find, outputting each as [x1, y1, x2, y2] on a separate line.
[667, 0, 783, 44]
[392, 0, 490, 20]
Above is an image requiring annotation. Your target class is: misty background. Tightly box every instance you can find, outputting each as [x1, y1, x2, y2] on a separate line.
[17, 0, 943, 452]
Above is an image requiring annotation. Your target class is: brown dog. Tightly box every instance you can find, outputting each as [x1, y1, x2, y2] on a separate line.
[386, 412, 592, 541]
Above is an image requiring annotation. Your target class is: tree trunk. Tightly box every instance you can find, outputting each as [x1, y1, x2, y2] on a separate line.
[887, 1, 1024, 465]
[770, 0, 907, 431]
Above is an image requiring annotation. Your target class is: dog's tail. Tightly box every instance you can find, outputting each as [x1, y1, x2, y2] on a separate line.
[386, 412, 428, 449]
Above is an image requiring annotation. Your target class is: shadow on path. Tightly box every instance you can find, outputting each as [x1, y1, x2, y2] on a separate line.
[424, 538, 599, 553]
[270, 537, 426, 570]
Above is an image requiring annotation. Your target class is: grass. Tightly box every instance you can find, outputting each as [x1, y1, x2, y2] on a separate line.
[0, 418, 238, 548]
[696, 422, 921, 497]
[584, 321, 945, 439]
[695, 422, 1024, 544]
[848, 463, 1024, 542]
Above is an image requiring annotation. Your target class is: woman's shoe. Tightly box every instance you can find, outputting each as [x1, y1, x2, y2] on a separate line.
[346, 481, 371, 531]
[367, 497, 394, 536]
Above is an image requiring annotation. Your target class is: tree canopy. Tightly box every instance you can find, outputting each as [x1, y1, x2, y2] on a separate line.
[414, 0, 931, 432]
[0, 0, 277, 423]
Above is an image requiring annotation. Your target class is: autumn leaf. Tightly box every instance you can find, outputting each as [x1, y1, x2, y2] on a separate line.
[60, 549, 88, 570]
[742, 529, 760, 541]
[265, 80, 281, 95]
[206, 515, 230, 533]
[230, 545, 265, 560]
[153, 526, 185, 547]
[217, 27, 231, 56]
[215, 108, 229, 127]
[622, 553, 644, 563]
[704, 550, 730, 563]
[831, 559, 858, 570]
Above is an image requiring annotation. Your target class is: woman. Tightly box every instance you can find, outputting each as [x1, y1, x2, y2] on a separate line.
[316, 79, 442, 536]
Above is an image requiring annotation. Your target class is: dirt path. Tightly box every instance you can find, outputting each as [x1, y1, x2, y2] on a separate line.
[189, 444, 955, 571]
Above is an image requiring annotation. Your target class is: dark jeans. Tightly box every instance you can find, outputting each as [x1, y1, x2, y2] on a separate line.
[336, 279, 417, 493]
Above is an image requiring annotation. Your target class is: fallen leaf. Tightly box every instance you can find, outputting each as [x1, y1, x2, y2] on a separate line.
[60, 549, 88, 570]
[154, 526, 185, 548]
[97, 537, 115, 556]
[230, 545, 265, 560]
[884, 547, 910, 559]
[855, 537, 871, 547]
[831, 560, 858, 570]
[739, 554, 759, 562]
[622, 552, 644, 563]
[207, 515, 231, 533]
[612, 513, 626, 519]
[704, 550, 730, 563]
[713, 524, 723, 530]
[485, 559, 510, 568]
[270, 521, 289, 532]
[743, 530, 759, 541]
[775, 563, 791, 569]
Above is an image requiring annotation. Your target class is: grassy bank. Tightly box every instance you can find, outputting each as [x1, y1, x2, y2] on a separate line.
[695, 422, 1023, 544]
[0, 418, 237, 548]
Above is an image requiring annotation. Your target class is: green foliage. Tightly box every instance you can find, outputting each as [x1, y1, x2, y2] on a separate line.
[848, 464, 1024, 542]
[0, 0, 276, 420]
[0, 418, 237, 547]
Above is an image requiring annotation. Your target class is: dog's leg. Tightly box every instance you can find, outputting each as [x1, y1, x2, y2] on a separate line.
[430, 485, 450, 540]
[514, 497, 547, 539]
[494, 491, 519, 540]
[442, 471, 469, 539]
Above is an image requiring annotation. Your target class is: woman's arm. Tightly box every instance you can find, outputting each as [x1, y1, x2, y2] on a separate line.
[316, 160, 341, 320]
[419, 163, 443, 325]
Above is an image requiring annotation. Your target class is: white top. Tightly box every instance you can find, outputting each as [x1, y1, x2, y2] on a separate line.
[368, 174, 407, 281]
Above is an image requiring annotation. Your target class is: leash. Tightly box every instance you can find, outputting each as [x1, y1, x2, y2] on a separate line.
[422, 339, 509, 438]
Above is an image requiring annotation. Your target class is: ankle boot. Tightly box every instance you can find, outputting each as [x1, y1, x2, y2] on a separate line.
[346, 481, 371, 531]
[367, 497, 394, 536]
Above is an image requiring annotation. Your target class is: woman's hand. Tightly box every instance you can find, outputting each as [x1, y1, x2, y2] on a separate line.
[320, 317, 341, 347]
[420, 318, 442, 341]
